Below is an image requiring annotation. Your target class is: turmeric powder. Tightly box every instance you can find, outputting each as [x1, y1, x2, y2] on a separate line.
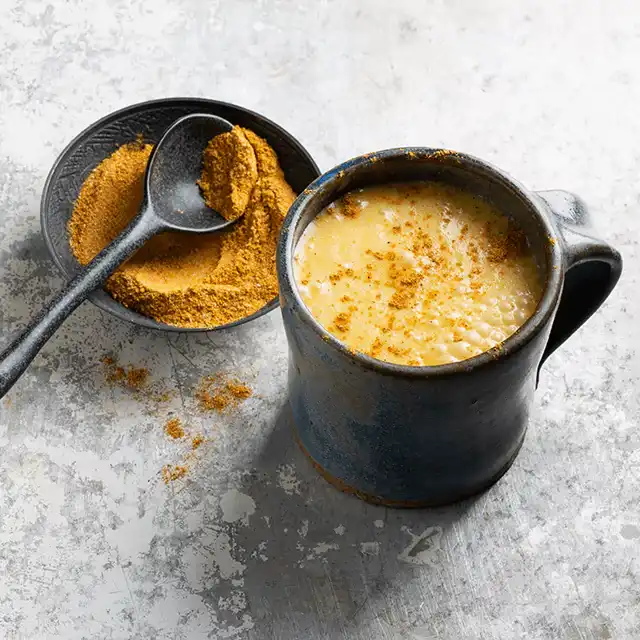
[294, 183, 542, 367]
[197, 126, 258, 221]
[195, 375, 253, 412]
[102, 356, 149, 390]
[162, 464, 188, 483]
[68, 127, 295, 328]
[164, 417, 185, 439]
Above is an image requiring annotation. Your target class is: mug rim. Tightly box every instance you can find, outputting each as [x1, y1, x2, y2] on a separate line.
[278, 147, 564, 379]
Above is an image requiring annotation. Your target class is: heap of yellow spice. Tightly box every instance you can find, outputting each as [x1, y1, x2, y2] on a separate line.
[195, 374, 253, 412]
[68, 127, 295, 328]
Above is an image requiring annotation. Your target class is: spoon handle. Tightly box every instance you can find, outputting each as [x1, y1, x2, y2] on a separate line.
[0, 213, 162, 399]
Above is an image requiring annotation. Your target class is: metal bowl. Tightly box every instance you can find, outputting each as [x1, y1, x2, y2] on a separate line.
[40, 97, 320, 331]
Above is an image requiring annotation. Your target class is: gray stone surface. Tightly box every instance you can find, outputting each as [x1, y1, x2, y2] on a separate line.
[0, 0, 638, 638]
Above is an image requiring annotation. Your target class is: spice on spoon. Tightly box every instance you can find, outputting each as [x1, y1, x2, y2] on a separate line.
[197, 126, 258, 221]
[68, 126, 295, 328]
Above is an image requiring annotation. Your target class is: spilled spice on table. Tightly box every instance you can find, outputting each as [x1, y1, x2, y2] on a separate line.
[225, 380, 252, 400]
[100, 356, 232, 484]
[101, 355, 173, 404]
[162, 464, 188, 484]
[196, 374, 253, 412]
[159, 420, 206, 483]
[102, 356, 149, 390]
[126, 367, 149, 390]
[164, 417, 185, 439]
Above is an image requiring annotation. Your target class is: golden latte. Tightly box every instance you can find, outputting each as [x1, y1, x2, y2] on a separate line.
[294, 182, 542, 366]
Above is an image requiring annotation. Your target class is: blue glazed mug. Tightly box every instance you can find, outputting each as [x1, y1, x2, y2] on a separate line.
[277, 149, 622, 507]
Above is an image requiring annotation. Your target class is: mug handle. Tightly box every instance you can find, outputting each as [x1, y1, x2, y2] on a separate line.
[535, 190, 623, 368]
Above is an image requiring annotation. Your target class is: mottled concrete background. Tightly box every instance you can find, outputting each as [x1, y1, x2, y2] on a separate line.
[0, 1, 638, 639]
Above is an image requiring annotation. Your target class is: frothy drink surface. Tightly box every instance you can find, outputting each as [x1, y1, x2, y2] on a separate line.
[294, 182, 543, 367]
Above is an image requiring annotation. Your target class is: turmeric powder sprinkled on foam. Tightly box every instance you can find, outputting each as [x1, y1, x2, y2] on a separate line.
[294, 182, 542, 367]
[68, 126, 295, 329]
[331, 312, 351, 333]
[339, 194, 361, 218]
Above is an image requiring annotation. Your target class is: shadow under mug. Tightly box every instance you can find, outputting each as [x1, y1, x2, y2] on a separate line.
[277, 148, 623, 507]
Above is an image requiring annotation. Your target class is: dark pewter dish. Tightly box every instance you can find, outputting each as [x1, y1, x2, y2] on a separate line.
[40, 97, 320, 332]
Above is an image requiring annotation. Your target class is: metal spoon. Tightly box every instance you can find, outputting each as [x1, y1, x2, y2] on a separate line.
[0, 113, 234, 398]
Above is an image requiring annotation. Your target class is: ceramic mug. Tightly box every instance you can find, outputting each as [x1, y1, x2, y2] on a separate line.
[277, 149, 622, 507]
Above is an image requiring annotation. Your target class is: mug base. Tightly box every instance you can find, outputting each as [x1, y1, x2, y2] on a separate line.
[294, 428, 526, 508]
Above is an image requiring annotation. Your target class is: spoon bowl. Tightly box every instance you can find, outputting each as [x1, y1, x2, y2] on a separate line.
[146, 113, 235, 232]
